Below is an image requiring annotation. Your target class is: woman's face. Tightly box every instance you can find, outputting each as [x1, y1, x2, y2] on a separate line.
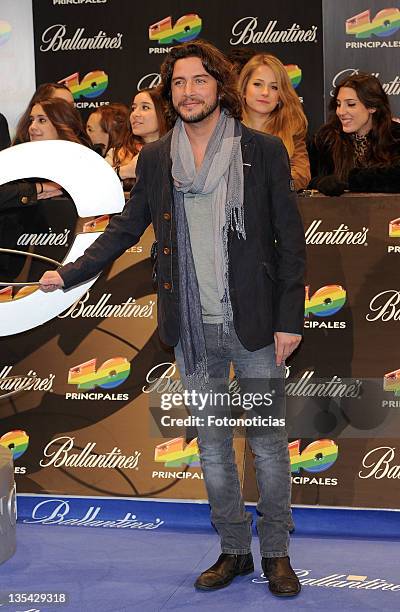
[86, 111, 109, 153]
[130, 92, 159, 143]
[336, 87, 375, 136]
[28, 104, 59, 141]
[244, 65, 280, 118]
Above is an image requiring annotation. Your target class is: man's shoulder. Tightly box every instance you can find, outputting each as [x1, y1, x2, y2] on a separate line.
[241, 123, 285, 152]
[140, 130, 172, 159]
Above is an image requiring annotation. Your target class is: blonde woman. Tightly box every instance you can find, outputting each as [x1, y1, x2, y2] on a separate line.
[238, 54, 310, 190]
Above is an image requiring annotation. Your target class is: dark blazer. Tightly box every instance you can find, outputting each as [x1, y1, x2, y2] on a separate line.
[60, 124, 306, 349]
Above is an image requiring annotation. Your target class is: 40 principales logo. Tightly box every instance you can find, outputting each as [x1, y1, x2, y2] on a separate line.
[66, 357, 131, 400]
[289, 439, 339, 485]
[345, 8, 400, 48]
[148, 14, 202, 54]
[304, 285, 347, 329]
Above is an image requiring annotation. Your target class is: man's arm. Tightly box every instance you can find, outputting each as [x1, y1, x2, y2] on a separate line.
[267, 138, 306, 359]
[40, 149, 152, 291]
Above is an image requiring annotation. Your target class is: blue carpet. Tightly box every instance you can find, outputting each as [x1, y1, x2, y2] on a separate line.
[1, 522, 400, 611]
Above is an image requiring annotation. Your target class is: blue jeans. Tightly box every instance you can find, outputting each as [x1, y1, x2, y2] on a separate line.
[174, 323, 292, 558]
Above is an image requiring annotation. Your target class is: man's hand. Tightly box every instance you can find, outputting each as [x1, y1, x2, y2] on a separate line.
[39, 271, 64, 292]
[274, 332, 301, 367]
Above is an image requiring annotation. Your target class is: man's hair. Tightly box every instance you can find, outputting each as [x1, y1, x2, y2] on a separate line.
[160, 39, 242, 121]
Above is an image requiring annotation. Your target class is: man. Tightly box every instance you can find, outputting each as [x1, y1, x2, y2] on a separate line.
[40, 40, 305, 597]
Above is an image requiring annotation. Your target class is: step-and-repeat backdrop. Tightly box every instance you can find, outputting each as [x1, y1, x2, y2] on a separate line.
[1, 193, 399, 509]
[31, 0, 324, 135]
[1, 1, 400, 509]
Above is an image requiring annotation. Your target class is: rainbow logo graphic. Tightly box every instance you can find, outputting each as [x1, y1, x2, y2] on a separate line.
[0, 430, 29, 460]
[59, 70, 109, 101]
[285, 64, 302, 89]
[149, 14, 202, 44]
[83, 215, 110, 233]
[0, 20, 11, 46]
[384, 368, 400, 396]
[389, 217, 400, 238]
[305, 285, 347, 317]
[289, 439, 339, 473]
[154, 437, 200, 467]
[346, 8, 400, 38]
[0, 285, 38, 302]
[68, 357, 131, 390]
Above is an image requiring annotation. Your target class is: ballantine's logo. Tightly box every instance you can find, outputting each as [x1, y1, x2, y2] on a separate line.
[59, 70, 108, 100]
[383, 368, 400, 397]
[137, 73, 161, 91]
[24, 498, 163, 529]
[0, 366, 55, 399]
[154, 437, 200, 467]
[366, 290, 400, 322]
[68, 357, 131, 390]
[305, 220, 369, 245]
[359, 446, 400, 479]
[286, 370, 361, 398]
[0, 20, 11, 46]
[0, 430, 29, 460]
[40, 25, 123, 52]
[149, 14, 202, 44]
[58, 291, 155, 319]
[331, 69, 400, 96]
[40, 436, 141, 469]
[17, 227, 70, 247]
[253, 568, 400, 591]
[305, 285, 346, 318]
[289, 439, 338, 473]
[230, 17, 317, 45]
[346, 8, 400, 38]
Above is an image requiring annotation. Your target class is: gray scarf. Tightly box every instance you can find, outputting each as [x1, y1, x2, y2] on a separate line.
[171, 110, 245, 386]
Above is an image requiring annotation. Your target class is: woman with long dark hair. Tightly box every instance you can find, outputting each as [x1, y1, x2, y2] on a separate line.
[238, 54, 310, 191]
[1, 97, 90, 211]
[86, 103, 130, 157]
[105, 87, 170, 185]
[310, 72, 400, 195]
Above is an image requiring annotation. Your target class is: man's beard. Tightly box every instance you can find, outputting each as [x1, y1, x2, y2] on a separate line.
[174, 96, 219, 123]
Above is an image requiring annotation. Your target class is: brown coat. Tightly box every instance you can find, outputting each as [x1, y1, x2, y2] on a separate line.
[290, 132, 311, 191]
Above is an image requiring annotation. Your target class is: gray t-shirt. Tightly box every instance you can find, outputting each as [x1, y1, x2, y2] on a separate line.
[184, 192, 223, 324]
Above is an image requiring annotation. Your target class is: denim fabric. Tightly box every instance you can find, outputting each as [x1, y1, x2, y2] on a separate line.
[174, 323, 293, 558]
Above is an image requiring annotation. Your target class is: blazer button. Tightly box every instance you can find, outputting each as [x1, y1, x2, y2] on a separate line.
[163, 282, 171, 290]
[20, 196, 29, 205]
[163, 247, 170, 255]
[163, 212, 171, 221]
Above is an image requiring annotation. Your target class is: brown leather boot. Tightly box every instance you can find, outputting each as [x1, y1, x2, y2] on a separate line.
[195, 553, 254, 590]
[262, 556, 301, 597]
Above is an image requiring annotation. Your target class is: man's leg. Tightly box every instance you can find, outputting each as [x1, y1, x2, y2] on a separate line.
[231, 329, 300, 596]
[174, 323, 253, 589]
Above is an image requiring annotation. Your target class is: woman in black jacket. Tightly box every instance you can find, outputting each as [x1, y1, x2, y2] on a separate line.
[309, 73, 400, 196]
[0, 98, 90, 280]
